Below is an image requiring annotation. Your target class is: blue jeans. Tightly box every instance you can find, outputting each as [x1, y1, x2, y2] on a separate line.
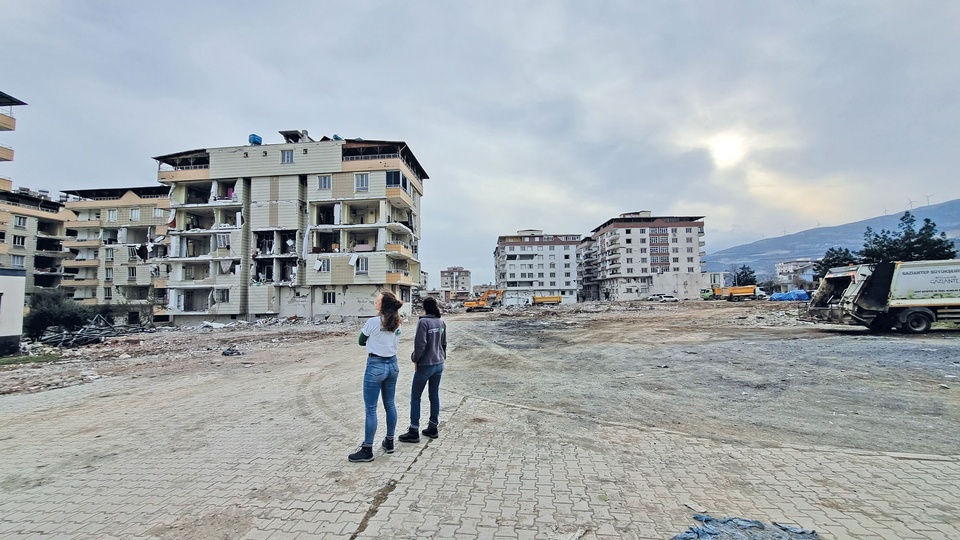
[409, 363, 443, 429]
[362, 355, 399, 446]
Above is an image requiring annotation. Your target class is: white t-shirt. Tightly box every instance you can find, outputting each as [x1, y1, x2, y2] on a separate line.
[362, 316, 401, 357]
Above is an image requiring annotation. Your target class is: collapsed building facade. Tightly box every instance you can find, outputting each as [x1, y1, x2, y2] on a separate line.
[154, 131, 428, 324]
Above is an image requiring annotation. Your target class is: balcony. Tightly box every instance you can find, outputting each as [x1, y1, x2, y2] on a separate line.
[386, 187, 413, 208]
[62, 259, 101, 268]
[0, 145, 12, 162]
[0, 112, 14, 131]
[63, 238, 103, 248]
[61, 276, 98, 286]
[158, 166, 209, 183]
[386, 243, 413, 259]
[386, 270, 414, 285]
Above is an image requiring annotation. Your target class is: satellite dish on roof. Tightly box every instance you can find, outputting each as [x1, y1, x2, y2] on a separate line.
[249, 134, 263, 145]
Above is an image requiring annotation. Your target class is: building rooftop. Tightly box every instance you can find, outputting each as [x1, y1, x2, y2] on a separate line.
[0, 91, 27, 107]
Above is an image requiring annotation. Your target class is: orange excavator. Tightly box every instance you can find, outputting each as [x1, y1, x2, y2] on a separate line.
[464, 289, 505, 312]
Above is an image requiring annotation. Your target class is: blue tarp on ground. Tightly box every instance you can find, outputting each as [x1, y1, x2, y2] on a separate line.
[672, 514, 819, 539]
[769, 290, 810, 301]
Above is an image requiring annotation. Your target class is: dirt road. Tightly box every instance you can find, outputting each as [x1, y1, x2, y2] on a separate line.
[4, 301, 957, 456]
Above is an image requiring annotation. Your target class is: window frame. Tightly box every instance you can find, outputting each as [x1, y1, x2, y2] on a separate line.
[354, 173, 369, 192]
[13, 216, 27, 229]
[281, 149, 294, 164]
[318, 175, 332, 190]
[355, 256, 369, 275]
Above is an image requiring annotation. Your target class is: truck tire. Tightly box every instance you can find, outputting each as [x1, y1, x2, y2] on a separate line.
[902, 311, 933, 334]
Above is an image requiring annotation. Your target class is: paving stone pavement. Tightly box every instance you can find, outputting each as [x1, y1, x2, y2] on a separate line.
[1, 357, 958, 539]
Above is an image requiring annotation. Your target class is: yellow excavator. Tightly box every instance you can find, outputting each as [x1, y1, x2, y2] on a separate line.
[464, 289, 505, 312]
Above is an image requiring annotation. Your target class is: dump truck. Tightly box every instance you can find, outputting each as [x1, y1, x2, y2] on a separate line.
[708, 285, 762, 301]
[807, 259, 960, 334]
[532, 295, 562, 305]
[464, 289, 504, 312]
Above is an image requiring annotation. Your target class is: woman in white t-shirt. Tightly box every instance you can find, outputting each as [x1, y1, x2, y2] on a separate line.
[348, 291, 403, 463]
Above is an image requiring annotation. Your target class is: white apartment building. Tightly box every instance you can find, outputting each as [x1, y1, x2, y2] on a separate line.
[494, 230, 581, 305]
[0, 267, 26, 354]
[579, 212, 709, 301]
[154, 130, 428, 324]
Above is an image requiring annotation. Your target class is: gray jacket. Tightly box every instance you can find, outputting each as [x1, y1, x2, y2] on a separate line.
[411, 315, 446, 366]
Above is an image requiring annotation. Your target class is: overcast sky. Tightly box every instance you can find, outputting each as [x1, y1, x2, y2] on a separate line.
[3, 1, 959, 285]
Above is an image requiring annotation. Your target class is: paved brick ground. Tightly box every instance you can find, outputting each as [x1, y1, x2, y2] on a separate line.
[1, 356, 957, 539]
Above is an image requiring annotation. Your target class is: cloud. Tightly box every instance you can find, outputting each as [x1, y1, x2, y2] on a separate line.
[2, 1, 960, 285]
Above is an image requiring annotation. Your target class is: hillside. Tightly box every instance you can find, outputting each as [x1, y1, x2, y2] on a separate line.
[704, 199, 960, 275]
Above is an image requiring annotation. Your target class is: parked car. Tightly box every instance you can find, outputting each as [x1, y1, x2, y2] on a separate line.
[646, 294, 664, 301]
[659, 295, 680, 303]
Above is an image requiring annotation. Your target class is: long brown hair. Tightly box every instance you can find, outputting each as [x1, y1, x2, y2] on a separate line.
[379, 291, 403, 332]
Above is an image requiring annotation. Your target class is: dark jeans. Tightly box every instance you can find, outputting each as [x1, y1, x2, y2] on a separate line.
[409, 363, 443, 429]
[363, 355, 399, 446]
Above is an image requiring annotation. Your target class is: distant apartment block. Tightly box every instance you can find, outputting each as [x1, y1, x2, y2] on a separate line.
[579, 212, 708, 301]
[774, 258, 817, 292]
[0, 180, 72, 302]
[439, 266, 471, 293]
[61, 187, 171, 324]
[154, 130, 427, 324]
[494, 230, 581, 305]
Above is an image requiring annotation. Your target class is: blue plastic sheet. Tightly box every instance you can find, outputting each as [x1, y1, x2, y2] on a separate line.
[672, 514, 819, 539]
[769, 290, 810, 301]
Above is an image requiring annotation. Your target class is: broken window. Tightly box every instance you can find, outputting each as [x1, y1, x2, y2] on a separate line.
[216, 234, 231, 249]
[279, 231, 297, 254]
[216, 289, 230, 303]
[256, 232, 275, 255]
[255, 260, 274, 283]
[279, 260, 296, 282]
[355, 257, 368, 275]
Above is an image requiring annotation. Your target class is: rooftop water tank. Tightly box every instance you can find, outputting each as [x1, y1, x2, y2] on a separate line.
[249, 134, 263, 145]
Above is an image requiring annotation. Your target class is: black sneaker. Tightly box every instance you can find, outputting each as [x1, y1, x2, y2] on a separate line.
[348, 445, 374, 462]
[382, 437, 395, 454]
[422, 425, 439, 439]
[398, 428, 420, 443]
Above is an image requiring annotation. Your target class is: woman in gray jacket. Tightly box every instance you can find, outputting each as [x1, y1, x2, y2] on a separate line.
[398, 297, 446, 442]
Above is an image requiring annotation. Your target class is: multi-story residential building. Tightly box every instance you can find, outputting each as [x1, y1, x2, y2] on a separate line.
[0, 180, 72, 303]
[61, 187, 171, 324]
[774, 258, 817, 293]
[154, 130, 427, 324]
[440, 266, 471, 294]
[494, 229, 581, 305]
[581, 211, 708, 301]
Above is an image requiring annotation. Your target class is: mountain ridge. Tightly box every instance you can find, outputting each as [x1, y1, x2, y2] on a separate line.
[704, 198, 960, 275]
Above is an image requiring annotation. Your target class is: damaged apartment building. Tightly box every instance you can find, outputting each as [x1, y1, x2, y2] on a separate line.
[153, 130, 427, 324]
[61, 187, 171, 324]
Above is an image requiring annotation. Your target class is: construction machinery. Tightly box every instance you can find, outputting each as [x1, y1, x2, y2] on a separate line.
[708, 285, 763, 301]
[464, 289, 505, 312]
[532, 295, 562, 306]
